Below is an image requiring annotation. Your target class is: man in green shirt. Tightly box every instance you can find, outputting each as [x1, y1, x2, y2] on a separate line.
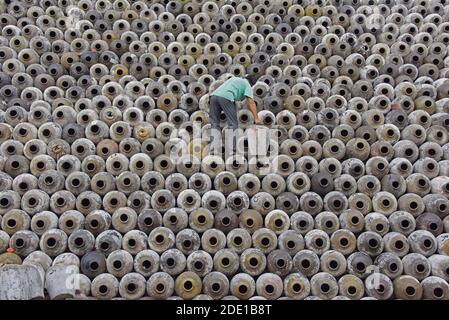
[209, 76, 260, 154]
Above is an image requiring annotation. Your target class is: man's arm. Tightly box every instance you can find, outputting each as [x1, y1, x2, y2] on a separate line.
[246, 97, 260, 124]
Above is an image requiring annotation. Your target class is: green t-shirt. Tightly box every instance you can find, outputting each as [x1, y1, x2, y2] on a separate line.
[212, 77, 254, 102]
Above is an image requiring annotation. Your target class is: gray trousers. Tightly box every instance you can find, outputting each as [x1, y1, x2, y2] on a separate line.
[209, 95, 238, 154]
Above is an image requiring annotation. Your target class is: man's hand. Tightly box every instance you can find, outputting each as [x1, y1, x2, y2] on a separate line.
[246, 97, 260, 125]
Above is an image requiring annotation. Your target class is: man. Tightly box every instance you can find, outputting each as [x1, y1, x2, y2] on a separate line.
[209, 75, 260, 154]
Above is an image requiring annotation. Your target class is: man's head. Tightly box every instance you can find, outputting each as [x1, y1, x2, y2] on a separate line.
[243, 74, 257, 86]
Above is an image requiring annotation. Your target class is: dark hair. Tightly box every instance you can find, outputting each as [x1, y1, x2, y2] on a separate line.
[244, 74, 257, 86]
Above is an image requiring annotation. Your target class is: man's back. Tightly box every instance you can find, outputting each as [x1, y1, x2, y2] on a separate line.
[212, 77, 254, 102]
